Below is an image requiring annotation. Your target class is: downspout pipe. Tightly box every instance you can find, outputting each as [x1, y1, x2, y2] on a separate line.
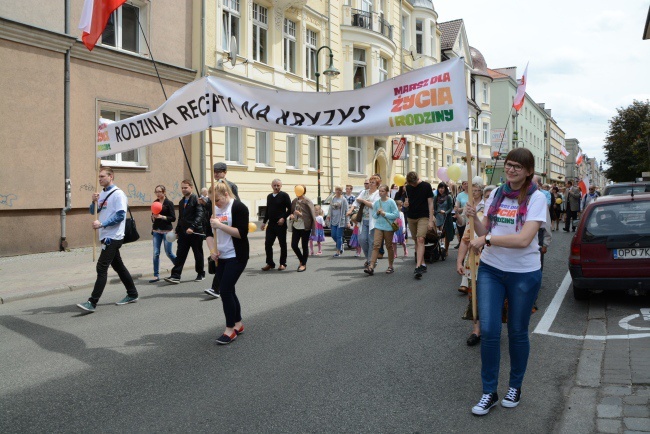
[60, 0, 72, 251]
[199, 0, 207, 188]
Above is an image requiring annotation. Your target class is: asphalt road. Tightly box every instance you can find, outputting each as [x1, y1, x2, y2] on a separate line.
[0, 231, 616, 433]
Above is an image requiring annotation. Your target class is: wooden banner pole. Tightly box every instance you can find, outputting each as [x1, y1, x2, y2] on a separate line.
[93, 158, 100, 262]
[464, 130, 478, 321]
[209, 128, 218, 263]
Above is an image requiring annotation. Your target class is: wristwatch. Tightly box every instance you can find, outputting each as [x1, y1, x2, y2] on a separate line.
[485, 234, 492, 246]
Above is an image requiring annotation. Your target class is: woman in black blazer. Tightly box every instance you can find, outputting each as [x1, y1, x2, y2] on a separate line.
[150, 185, 177, 283]
[206, 180, 250, 345]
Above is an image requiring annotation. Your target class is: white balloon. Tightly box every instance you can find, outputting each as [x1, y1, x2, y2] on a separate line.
[460, 164, 468, 181]
[473, 176, 484, 185]
[165, 232, 176, 243]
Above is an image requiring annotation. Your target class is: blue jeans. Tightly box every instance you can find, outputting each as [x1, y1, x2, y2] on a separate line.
[358, 220, 374, 262]
[477, 261, 542, 393]
[152, 232, 177, 278]
[331, 224, 344, 252]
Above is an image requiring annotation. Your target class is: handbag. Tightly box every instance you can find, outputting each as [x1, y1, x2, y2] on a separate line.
[354, 203, 365, 223]
[287, 218, 294, 232]
[379, 202, 399, 231]
[208, 257, 217, 274]
[123, 207, 140, 243]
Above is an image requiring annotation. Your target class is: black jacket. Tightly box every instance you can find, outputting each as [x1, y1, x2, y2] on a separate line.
[151, 198, 176, 232]
[176, 194, 205, 235]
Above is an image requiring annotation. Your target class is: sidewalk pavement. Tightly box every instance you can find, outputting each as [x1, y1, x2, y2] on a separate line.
[0, 230, 267, 304]
[2, 234, 650, 431]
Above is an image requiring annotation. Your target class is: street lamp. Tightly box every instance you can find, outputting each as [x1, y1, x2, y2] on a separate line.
[314, 45, 340, 205]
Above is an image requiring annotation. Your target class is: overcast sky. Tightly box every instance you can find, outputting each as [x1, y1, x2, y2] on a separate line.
[434, 0, 650, 167]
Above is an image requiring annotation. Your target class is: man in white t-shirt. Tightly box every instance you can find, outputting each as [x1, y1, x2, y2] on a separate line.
[77, 167, 138, 313]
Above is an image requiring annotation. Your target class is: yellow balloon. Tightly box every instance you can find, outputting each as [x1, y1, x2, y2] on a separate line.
[294, 185, 305, 196]
[555, 198, 562, 204]
[393, 174, 406, 187]
[248, 222, 257, 232]
[448, 164, 462, 182]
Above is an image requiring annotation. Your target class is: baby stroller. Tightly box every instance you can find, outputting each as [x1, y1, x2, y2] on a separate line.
[423, 226, 447, 263]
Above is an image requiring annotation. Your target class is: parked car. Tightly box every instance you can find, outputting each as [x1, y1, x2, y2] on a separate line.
[569, 192, 650, 300]
[602, 182, 650, 196]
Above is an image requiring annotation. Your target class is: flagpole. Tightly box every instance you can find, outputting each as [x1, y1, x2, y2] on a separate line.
[489, 104, 514, 185]
[136, 18, 200, 193]
[209, 128, 218, 264]
[464, 129, 478, 321]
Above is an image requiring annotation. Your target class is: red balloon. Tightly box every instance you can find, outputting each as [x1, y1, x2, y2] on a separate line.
[151, 201, 163, 214]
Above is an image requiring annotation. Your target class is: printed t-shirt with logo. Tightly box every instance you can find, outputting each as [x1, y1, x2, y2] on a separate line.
[214, 198, 235, 259]
[480, 189, 546, 273]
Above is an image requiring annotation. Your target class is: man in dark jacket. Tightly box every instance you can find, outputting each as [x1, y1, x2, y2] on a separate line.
[164, 180, 205, 284]
[261, 179, 292, 271]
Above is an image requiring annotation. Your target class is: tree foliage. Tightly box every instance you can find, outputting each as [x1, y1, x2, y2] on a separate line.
[604, 100, 650, 182]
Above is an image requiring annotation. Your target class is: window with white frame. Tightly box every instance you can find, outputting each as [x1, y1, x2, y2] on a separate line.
[482, 82, 488, 104]
[286, 134, 300, 168]
[353, 48, 366, 89]
[482, 122, 489, 145]
[225, 126, 241, 163]
[432, 149, 438, 176]
[256, 130, 271, 165]
[348, 137, 363, 173]
[401, 15, 409, 49]
[430, 23, 435, 57]
[283, 19, 296, 73]
[308, 136, 317, 169]
[414, 144, 420, 172]
[222, 0, 240, 53]
[252, 3, 268, 63]
[102, 2, 144, 53]
[100, 109, 146, 166]
[415, 19, 423, 54]
[446, 154, 452, 166]
[306, 29, 317, 81]
[379, 56, 388, 82]
[424, 147, 430, 179]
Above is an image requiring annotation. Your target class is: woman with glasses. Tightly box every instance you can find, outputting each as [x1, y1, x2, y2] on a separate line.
[464, 148, 546, 416]
[354, 175, 381, 269]
[150, 185, 177, 283]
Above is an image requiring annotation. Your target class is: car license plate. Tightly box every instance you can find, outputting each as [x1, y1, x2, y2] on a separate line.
[613, 248, 650, 259]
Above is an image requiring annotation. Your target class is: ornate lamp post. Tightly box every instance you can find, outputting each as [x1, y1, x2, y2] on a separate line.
[314, 46, 340, 205]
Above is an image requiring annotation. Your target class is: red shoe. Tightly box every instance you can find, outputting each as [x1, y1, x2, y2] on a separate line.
[215, 331, 237, 345]
[235, 325, 244, 335]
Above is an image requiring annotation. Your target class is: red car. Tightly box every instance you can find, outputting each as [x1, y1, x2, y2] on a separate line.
[569, 192, 650, 300]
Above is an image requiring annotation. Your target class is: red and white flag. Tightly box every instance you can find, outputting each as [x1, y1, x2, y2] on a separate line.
[78, 0, 127, 51]
[578, 175, 590, 197]
[512, 63, 529, 112]
[575, 150, 584, 165]
[560, 145, 569, 158]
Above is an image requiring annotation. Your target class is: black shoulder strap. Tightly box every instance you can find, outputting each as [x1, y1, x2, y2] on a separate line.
[98, 188, 118, 213]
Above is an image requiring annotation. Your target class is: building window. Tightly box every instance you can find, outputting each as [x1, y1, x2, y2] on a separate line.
[430, 23, 435, 57]
[256, 130, 270, 165]
[415, 19, 423, 54]
[225, 126, 241, 163]
[306, 29, 318, 81]
[446, 154, 452, 166]
[482, 82, 488, 104]
[424, 147, 431, 179]
[283, 19, 296, 73]
[482, 122, 489, 145]
[348, 137, 363, 173]
[252, 3, 268, 63]
[102, 3, 143, 53]
[222, 0, 240, 53]
[308, 136, 317, 169]
[286, 134, 300, 168]
[401, 15, 409, 49]
[432, 149, 438, 177]
[379, 56, 388, 82]
[100, 109, 146, 167]
[414, 144, 420, 172]
[353, 48, 366, 89]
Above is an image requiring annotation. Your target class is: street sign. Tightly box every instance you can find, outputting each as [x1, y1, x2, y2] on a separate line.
[392, 137, 407, 160]
[486, 168, 494, 175]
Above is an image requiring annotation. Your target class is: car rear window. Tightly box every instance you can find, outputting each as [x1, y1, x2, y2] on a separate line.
[605, 185, 650, 195]
[584, 201, 650, 237]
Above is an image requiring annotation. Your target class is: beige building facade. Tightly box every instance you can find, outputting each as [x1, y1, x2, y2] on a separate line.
[0, 1, 196, 256]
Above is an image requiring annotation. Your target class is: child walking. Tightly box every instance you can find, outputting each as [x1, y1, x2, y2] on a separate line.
[348, 218, 362, 257]
[310, 205, 325, 255]
[392, 200, 409, 258]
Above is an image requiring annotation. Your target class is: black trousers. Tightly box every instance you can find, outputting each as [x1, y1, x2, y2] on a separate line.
[564, 209, 578, 231]
[171, 232, 204, 278]
[265, 223, 288, 267]
[291, 229, 311, 266]
[457, 224, 466, 241]
[90, 239, 137, 305]
[215, 257, 247, 328]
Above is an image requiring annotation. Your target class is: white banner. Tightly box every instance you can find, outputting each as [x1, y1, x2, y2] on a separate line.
[98, 58, 468, 157]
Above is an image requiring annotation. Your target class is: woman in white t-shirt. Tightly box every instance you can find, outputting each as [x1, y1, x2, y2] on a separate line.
[206, 181, 250, 345]
[464, 148, 546, 416]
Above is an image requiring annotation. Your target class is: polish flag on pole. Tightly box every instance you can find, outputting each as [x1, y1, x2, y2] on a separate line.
[575, 150, 584, 165]
[512, 63, 529, 112]
[578, 175, 590, 197]
[79, 0, 127, 51]
[560, 145, 569, 158]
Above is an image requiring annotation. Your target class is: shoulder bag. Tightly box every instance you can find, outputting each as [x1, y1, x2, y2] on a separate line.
[379, 201, 399, 231]
[98, 189, 139, 243]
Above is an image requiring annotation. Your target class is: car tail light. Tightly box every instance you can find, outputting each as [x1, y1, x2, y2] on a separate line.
[569, 243, 581, 265]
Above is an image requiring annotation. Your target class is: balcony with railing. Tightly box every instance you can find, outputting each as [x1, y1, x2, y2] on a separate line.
[347, 8, 393, 41]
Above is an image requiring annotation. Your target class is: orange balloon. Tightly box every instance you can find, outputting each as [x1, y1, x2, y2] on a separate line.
[294, 185, 305, 197]
[151, 201, 163, 214]
[248, 222, 257, 232]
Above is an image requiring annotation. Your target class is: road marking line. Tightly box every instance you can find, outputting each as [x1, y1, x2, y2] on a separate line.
[533, 271, 650, 340]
